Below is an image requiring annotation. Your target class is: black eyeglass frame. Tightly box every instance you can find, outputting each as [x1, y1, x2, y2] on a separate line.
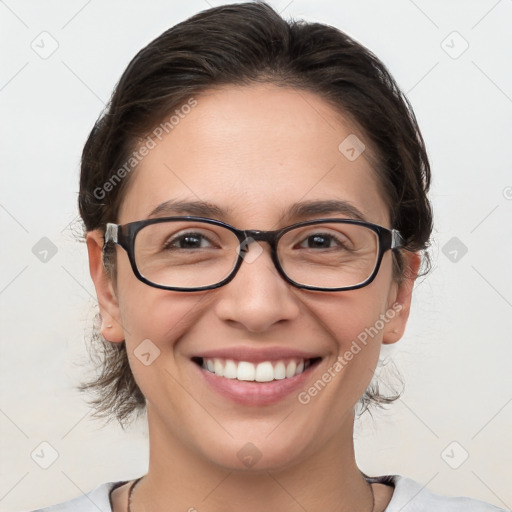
[103, 216, 404, 292]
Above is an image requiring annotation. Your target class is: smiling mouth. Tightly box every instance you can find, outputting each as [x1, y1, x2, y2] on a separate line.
[192, 356, 322, 382]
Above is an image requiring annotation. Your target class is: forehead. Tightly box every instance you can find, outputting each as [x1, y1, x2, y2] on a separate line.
[118, 83, 389, 228]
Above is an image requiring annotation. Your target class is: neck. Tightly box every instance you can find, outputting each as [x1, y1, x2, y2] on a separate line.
[130, 405, 374, 512]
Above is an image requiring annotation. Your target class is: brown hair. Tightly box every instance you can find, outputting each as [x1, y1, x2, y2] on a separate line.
[77, 1, 432, 428]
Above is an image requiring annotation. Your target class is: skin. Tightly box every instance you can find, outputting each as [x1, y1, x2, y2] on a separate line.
[87, 83, 420, 512]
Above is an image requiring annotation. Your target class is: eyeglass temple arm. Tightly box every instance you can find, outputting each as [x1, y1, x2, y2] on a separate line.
[104, 223, 119, 247]
[391, 229, 404, 250]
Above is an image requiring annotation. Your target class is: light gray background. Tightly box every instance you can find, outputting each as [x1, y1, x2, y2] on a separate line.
[1, 1, 511, 510]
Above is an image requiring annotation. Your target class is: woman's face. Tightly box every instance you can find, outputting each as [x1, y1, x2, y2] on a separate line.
[88, 83, 417, 472]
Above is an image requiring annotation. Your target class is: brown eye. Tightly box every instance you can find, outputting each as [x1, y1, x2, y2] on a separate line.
[163, 232, 213, 250]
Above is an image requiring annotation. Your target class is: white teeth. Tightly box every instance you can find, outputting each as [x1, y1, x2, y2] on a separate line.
[201, 357, 314, 382]
[237, 361, 255, 381]
[224, 359, 238, 379]
[286, 361, 296, 378]
[255, 362, 274, 382]
[274, 361, 286, 380]
[213, 358, 224, 377]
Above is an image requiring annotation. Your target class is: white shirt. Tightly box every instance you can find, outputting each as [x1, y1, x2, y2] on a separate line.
[26, 475, 506, 511]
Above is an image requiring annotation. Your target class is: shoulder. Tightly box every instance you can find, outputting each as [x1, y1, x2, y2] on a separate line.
[23, 481, 125, 512]
[370, 475, 507, 512]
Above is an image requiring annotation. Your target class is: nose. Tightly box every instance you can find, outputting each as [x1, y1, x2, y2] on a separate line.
[212, 239, 301, 333]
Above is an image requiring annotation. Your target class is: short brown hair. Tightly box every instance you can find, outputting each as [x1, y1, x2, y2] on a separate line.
[78, 1, 432, 428]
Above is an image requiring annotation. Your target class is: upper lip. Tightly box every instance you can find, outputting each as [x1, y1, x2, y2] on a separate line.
[191, 346, 323, 363]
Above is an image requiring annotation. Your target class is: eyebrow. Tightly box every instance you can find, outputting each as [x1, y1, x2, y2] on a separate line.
[147, 198, 368, 224]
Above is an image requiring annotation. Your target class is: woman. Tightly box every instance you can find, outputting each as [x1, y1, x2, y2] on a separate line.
[29, 2, 504, 511]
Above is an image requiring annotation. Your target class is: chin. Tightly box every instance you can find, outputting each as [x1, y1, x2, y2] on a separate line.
[195, 432, 312, 473]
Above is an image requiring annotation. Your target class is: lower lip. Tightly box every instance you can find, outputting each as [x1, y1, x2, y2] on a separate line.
[193, 359, 321, 406]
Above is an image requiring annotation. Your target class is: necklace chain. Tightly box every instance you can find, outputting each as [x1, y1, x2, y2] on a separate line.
[127, 475, 375, 512]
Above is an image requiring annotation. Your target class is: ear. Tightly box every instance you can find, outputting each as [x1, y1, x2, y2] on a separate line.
[86, 230, 125, 343]
[382, 251, 421, 345]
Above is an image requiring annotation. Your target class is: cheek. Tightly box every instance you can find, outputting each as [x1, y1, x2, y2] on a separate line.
[306, 283, 391, 350]
[301, 281, 393, 394]
[119, 290, 204, 345]
[330, 297, 384, 380]
[115, 255, 208, 349]
[116, 287, 211, 405]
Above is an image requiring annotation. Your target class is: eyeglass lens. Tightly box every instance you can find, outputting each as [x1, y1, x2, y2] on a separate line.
[133, 220, 380, 289]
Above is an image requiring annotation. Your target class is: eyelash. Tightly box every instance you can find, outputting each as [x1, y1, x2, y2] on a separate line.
[163, 231, 350, 251]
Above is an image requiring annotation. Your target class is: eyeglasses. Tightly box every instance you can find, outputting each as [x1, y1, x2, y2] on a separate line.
[103, 216, 404, 292]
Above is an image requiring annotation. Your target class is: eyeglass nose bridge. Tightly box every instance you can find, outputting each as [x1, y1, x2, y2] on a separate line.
[237, 229, 280, 255]
[232, 229, 293, 288]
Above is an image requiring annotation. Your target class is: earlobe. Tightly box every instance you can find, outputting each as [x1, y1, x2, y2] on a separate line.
[86, 230, 125, 343]
[382, 251, 422, 345]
